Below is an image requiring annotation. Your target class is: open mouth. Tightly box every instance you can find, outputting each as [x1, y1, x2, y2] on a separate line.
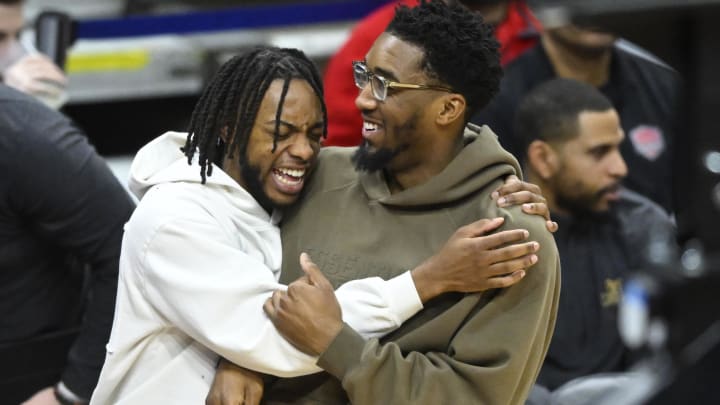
[272, 167, 306, 194]
[363, 121, 379, 132]
[362, 120, 383, 144]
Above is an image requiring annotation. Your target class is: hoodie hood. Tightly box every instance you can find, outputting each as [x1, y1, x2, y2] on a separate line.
[129, 131, 282, 226]
[360, 124, 521, 207]
[129, 131, 241, 200]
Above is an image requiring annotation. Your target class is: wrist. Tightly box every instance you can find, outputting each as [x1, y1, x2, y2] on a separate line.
[54, 381, 88, 405]
[315, 320, 344, 355]
[410, 260, 446, 303]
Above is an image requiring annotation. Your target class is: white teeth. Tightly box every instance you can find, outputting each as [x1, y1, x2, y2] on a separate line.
[275, 175, 301, 185]
[276, 168, 305, 178]
[364, 121, 378, 131]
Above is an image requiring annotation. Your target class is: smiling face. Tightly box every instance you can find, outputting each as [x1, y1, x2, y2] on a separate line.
[223, 78, 323, 211]
[353, 33, 449, 174]
[548, 109, 628, 214]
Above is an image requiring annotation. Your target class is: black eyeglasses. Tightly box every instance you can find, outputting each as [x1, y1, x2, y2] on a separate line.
[352, 61, 453, 101]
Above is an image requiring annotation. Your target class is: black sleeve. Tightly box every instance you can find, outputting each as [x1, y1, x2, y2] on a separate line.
[5, 94, 135, 398]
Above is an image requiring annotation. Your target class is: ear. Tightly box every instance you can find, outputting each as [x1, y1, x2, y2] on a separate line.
[527, 140, 560, 179]
[435, 94, 466, 126]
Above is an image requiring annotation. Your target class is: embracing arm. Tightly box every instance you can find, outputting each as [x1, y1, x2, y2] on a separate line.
[318, 219, 560, 405]
[263, 237, 559, 405]
[140, 204, 540, 378]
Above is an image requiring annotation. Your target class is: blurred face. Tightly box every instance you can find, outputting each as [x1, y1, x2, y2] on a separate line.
[0, 3, 24, 68]
[353, 33, 446, 173]
[224, 79, 323, 211]
[548, 109, 627, 214]
[547, 24, 616, 57]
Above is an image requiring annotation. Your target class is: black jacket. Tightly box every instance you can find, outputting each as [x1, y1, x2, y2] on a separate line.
[473, 39, 681, 213]
[538, 188, 676, 389]
[0, 85, 135, 399]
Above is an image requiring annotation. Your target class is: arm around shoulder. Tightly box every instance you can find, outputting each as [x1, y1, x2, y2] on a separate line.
[316, 210, 561, 405]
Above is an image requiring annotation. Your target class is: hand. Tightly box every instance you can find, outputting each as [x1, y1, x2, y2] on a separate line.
[206, 359, 264, 405]
[263, 253, 343, 356]
[493, 175, 558, 233]
[3, 53, 68, 108]
[20, 387, 62, 405]
[411, 217, 539, 302]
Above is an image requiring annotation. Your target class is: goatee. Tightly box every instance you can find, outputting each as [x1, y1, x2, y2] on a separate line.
[351, 141, 399, 172]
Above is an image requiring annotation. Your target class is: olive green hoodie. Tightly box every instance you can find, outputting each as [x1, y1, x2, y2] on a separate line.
[269, 124, 560, 404]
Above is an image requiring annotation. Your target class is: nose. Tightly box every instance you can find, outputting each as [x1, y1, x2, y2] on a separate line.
[608, 150, 628, 179]
[288, 133, 317, 162]
[355, 81, 378, 112]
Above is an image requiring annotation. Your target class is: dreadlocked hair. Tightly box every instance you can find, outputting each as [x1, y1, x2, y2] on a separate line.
[181, 46, 327, 183]
[387, 0, 502, 118]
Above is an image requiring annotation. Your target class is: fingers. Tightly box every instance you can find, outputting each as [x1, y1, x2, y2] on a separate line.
[521, 202, 559, 232]
[263, 290, 284, 318]
[17, 54, 67, 83]
[244, 385, 263, 405]
[546, 220, 559, 233]
[522, 202, 548, 218]
[473, 228, 530, 250]
[483, 270, 527, 289]
[299, 252, 331, 289]
[461, 217, 505, 237]
[496, 190, 546, 207]
[479, 243, 539, 277]
[493, 175, 540, 198]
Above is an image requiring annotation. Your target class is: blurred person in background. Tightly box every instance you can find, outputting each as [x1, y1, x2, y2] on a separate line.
[515, 78, 676, 405]
[0, 0, 68, 109]
[0, 83, 134, 405]
[322, 0, 541, 147]
[473, 22, 681, 214]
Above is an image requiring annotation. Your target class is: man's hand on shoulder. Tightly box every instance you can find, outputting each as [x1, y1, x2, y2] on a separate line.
[411, 217, 540, 302]
[494, 175, 558, 233]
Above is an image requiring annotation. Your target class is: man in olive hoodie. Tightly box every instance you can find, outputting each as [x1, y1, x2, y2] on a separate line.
[212, 1, 561, 404]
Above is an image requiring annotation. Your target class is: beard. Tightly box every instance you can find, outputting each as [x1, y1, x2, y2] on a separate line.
[351, 111, 418, 172]
[239, 158, 277, 212]
[554, 179, 621, 217]
[351, 142, 400, 172]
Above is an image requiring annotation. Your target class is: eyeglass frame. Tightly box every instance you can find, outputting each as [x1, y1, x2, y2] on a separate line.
[352, 60, 454, 101]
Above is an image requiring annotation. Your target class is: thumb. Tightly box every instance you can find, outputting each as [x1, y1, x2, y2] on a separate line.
[299, 252, 330, 288]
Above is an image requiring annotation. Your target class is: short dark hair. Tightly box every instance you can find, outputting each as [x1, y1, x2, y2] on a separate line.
[0, 0, 24, 6]
[386, 0, 502, 118]
[515, 78, 614, 156]
[182, 46, 326, 183]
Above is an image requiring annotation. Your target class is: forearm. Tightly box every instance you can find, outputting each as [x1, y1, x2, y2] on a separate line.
[336, 271, 423, 339]
[317, 251, 560, 405]
[61, 260, 117, 399]
[410, 261, 449, 303]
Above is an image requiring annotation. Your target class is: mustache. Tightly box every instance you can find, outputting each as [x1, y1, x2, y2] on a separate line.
[596, 182, 622, 198]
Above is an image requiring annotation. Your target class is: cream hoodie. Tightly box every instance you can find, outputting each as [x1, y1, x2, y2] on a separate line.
[90, 132, 423, 404]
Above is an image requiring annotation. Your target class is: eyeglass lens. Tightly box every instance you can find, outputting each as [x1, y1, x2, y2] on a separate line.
[353, 63, 385, 100]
